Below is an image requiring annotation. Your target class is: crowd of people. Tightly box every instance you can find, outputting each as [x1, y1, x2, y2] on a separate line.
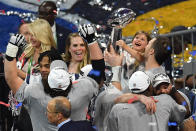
[0, 1, 196, 131]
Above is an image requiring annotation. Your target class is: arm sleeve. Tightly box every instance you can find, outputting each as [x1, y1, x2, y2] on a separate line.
[88, 59, 105, 84]
[170, 98, 186, 124]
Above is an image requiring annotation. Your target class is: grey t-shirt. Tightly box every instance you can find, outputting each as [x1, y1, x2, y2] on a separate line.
[15, 82, 57, 131]
[68, 76, 99, 121]
[94, 84, 122, 131]
[15, 76, 98, 131]
[107, 94, 186, 131]
[145, 66, 166, 82]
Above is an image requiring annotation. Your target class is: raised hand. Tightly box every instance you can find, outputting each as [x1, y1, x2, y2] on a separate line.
[78, 24, 97, 45]
[6, 34, 27, 61]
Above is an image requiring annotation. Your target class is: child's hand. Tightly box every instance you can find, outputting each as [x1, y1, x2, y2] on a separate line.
[116, 40, 126, 48]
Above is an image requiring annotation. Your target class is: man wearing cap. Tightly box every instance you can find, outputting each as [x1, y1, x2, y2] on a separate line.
[107, 71, 186, 131]
[4, 34, 98, 130]
[47, 96, 95, 131]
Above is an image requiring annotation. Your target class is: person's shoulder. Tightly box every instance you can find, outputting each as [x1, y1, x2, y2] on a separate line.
[74, 76, 98, 87]
[155, 94, 172, 100]
[59, 120, 94, 131]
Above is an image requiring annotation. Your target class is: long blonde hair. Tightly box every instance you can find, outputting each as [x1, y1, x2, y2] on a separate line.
[23, 19, 56, 58]
[62, 33, 91, 73]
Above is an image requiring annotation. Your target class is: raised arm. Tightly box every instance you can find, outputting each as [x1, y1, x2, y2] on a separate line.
[79, 24, 105, 85]
[78, 24, 103, 60]
[4, 34, 26, 94]
[116, 40, 144, 62]
[104, 45, 124, 90]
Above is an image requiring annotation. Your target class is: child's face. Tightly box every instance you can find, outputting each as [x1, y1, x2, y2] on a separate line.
[132, 33, 148, 52]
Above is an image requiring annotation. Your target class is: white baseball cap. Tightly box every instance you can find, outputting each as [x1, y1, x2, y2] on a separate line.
[129, 71, 151, 93]
[48, 60, 71, 91]
[152, 73, 170, 88]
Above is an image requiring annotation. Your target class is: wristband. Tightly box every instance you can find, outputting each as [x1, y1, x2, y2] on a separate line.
[128, 96, 138, 104]
[111, 66, 121, 82]
[88, 40, 97, 45]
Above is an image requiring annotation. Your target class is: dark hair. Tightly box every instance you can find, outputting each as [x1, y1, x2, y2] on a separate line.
[132, 31, 151, 43]
[152, 36, 172, 65]
[48, 80, 72, 98]
[54, 98, 71, 118]
[38, 48, 62, 64]
[38, 1, 57, 15]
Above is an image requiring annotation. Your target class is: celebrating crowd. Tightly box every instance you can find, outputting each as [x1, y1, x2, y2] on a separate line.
[0, 1, 196, 131]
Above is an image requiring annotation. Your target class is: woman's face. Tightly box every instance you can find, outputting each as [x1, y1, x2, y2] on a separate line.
[69, 36, 86, 62]
[132, 33, 148, 52]
[29, 33, 41, 48]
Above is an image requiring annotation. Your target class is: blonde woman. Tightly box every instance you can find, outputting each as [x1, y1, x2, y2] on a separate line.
[63, 25, 105, 84]
[17, 19, 57, 80]
[63, 33, 91, 74]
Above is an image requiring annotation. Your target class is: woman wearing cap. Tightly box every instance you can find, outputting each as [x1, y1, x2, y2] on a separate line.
[17, 19, 57, 81]
[62, 25, 105, 85]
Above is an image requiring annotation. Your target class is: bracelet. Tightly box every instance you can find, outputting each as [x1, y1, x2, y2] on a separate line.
[111, 66, 121, 82]
[128, 96, 138, 104]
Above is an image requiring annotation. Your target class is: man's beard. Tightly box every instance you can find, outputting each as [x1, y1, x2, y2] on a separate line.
[42, 79, 72, 98]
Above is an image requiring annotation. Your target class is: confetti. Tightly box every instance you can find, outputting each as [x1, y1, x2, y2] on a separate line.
[88, 70, 101, 77]
[192, 115, 196, 121]
[16, 102, 22, 109]
[139, 10, 144, 14]
[189, 50, 196, 56]
[167, 46, 171, 51]
[182, 101, 187, 106]
[168, 122, 177, 126]
[155, 20, 159, 25]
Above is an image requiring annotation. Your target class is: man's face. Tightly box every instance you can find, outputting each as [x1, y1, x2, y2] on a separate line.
[38, 4, 56, 26]
[46, 101, 58, 125]
[39, 56, 50, 80]
[144, 38, 156, 59]
[19, 24, 31, 43]
[153, 83, 171, 95]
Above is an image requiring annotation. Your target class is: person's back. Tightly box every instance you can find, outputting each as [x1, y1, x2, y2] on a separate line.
[94, 84, 122, 131]
[107, 94, 186, 131]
